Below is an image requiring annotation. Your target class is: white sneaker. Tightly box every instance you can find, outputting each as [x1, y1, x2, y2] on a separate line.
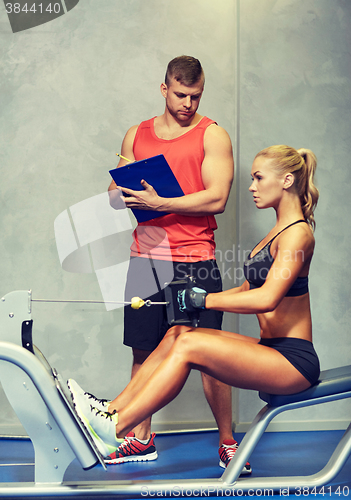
[68, 379, 119, 456]
[85, 406, 121, 456]
[68, 379, 111, 413]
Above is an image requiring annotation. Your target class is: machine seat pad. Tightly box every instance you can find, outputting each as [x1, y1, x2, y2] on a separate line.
[259, 365, 351, 407]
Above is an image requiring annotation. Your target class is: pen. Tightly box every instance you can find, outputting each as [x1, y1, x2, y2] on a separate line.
[116, 153, 132, 163]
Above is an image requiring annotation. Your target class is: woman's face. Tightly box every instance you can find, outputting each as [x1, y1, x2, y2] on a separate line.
[249, 156, 285, 210]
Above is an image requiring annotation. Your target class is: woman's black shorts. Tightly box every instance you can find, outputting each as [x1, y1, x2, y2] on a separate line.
[258, 337, 320, 386]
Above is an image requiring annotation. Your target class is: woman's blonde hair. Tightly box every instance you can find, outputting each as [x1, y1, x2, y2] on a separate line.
[255, 145, 319, 230]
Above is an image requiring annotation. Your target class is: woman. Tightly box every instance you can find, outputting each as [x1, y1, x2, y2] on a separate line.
[69, 144, 320, 467]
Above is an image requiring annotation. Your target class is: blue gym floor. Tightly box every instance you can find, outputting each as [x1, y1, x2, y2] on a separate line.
[1, 430, 350, 498]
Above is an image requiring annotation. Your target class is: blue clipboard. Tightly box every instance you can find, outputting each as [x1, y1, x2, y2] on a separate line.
[109, 154, 184, 222]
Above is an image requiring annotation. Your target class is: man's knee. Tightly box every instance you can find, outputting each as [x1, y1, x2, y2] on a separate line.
[132, 347, 151, 366]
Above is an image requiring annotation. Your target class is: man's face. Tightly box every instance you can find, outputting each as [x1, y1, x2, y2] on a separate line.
[161, 77, 204, 122]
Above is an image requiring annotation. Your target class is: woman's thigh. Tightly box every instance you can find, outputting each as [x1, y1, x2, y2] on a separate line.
[175, 329, 311, 395]
[165, 325, 260, 344]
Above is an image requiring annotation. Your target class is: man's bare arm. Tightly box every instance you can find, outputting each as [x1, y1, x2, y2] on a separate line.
[108, 125, 138, 209]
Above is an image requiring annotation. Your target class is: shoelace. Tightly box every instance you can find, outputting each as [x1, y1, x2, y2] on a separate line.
[221, 443, 238, 459]
[84, 392, 109, 405]
[118, 435, 135, 452]
[90, 406, 117, 420]
[220, 443, 251, 470]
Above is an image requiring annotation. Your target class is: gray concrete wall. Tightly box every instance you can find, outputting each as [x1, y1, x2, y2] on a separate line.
[0, 0, 237, 434]
[237, 0, 351, 430]
[0, 0, 350, 436]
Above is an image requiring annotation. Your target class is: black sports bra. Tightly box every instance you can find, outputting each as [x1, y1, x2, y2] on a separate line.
[243, 220, 309, 297]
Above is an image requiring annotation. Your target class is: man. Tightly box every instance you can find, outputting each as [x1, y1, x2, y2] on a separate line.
[78, 56, 250, 474]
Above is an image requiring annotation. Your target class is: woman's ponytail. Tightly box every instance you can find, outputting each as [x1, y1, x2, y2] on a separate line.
[296, 148, 319, 230]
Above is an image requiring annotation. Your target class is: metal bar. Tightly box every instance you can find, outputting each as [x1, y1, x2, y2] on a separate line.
[31, 299, 168, 306]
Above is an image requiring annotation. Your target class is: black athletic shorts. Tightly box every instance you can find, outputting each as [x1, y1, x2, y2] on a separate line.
[258, 337, 320, 386]
[124, 258, 223, 351]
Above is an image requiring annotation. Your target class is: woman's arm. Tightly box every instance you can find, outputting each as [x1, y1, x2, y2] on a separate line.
[206, 226, 314, 314]
[219, 280, 250, 296]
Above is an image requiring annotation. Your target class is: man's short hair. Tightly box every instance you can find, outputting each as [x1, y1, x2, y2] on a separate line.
[165, 56, 205, 87]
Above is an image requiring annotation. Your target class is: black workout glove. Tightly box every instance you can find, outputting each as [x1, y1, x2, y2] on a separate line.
[177, 286, 208, 313]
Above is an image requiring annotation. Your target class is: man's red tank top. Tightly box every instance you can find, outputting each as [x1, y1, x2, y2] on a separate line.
[130, 116, 218, 262]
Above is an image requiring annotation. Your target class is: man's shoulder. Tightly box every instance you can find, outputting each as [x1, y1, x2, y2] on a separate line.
[137, 116, 157, 128]
[204, 121, 230, 139]
[124, 124, 139, 140]
[203, 122, 233, 156]
[202, 115, 216, 124]
[127, 117, 155, 134]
